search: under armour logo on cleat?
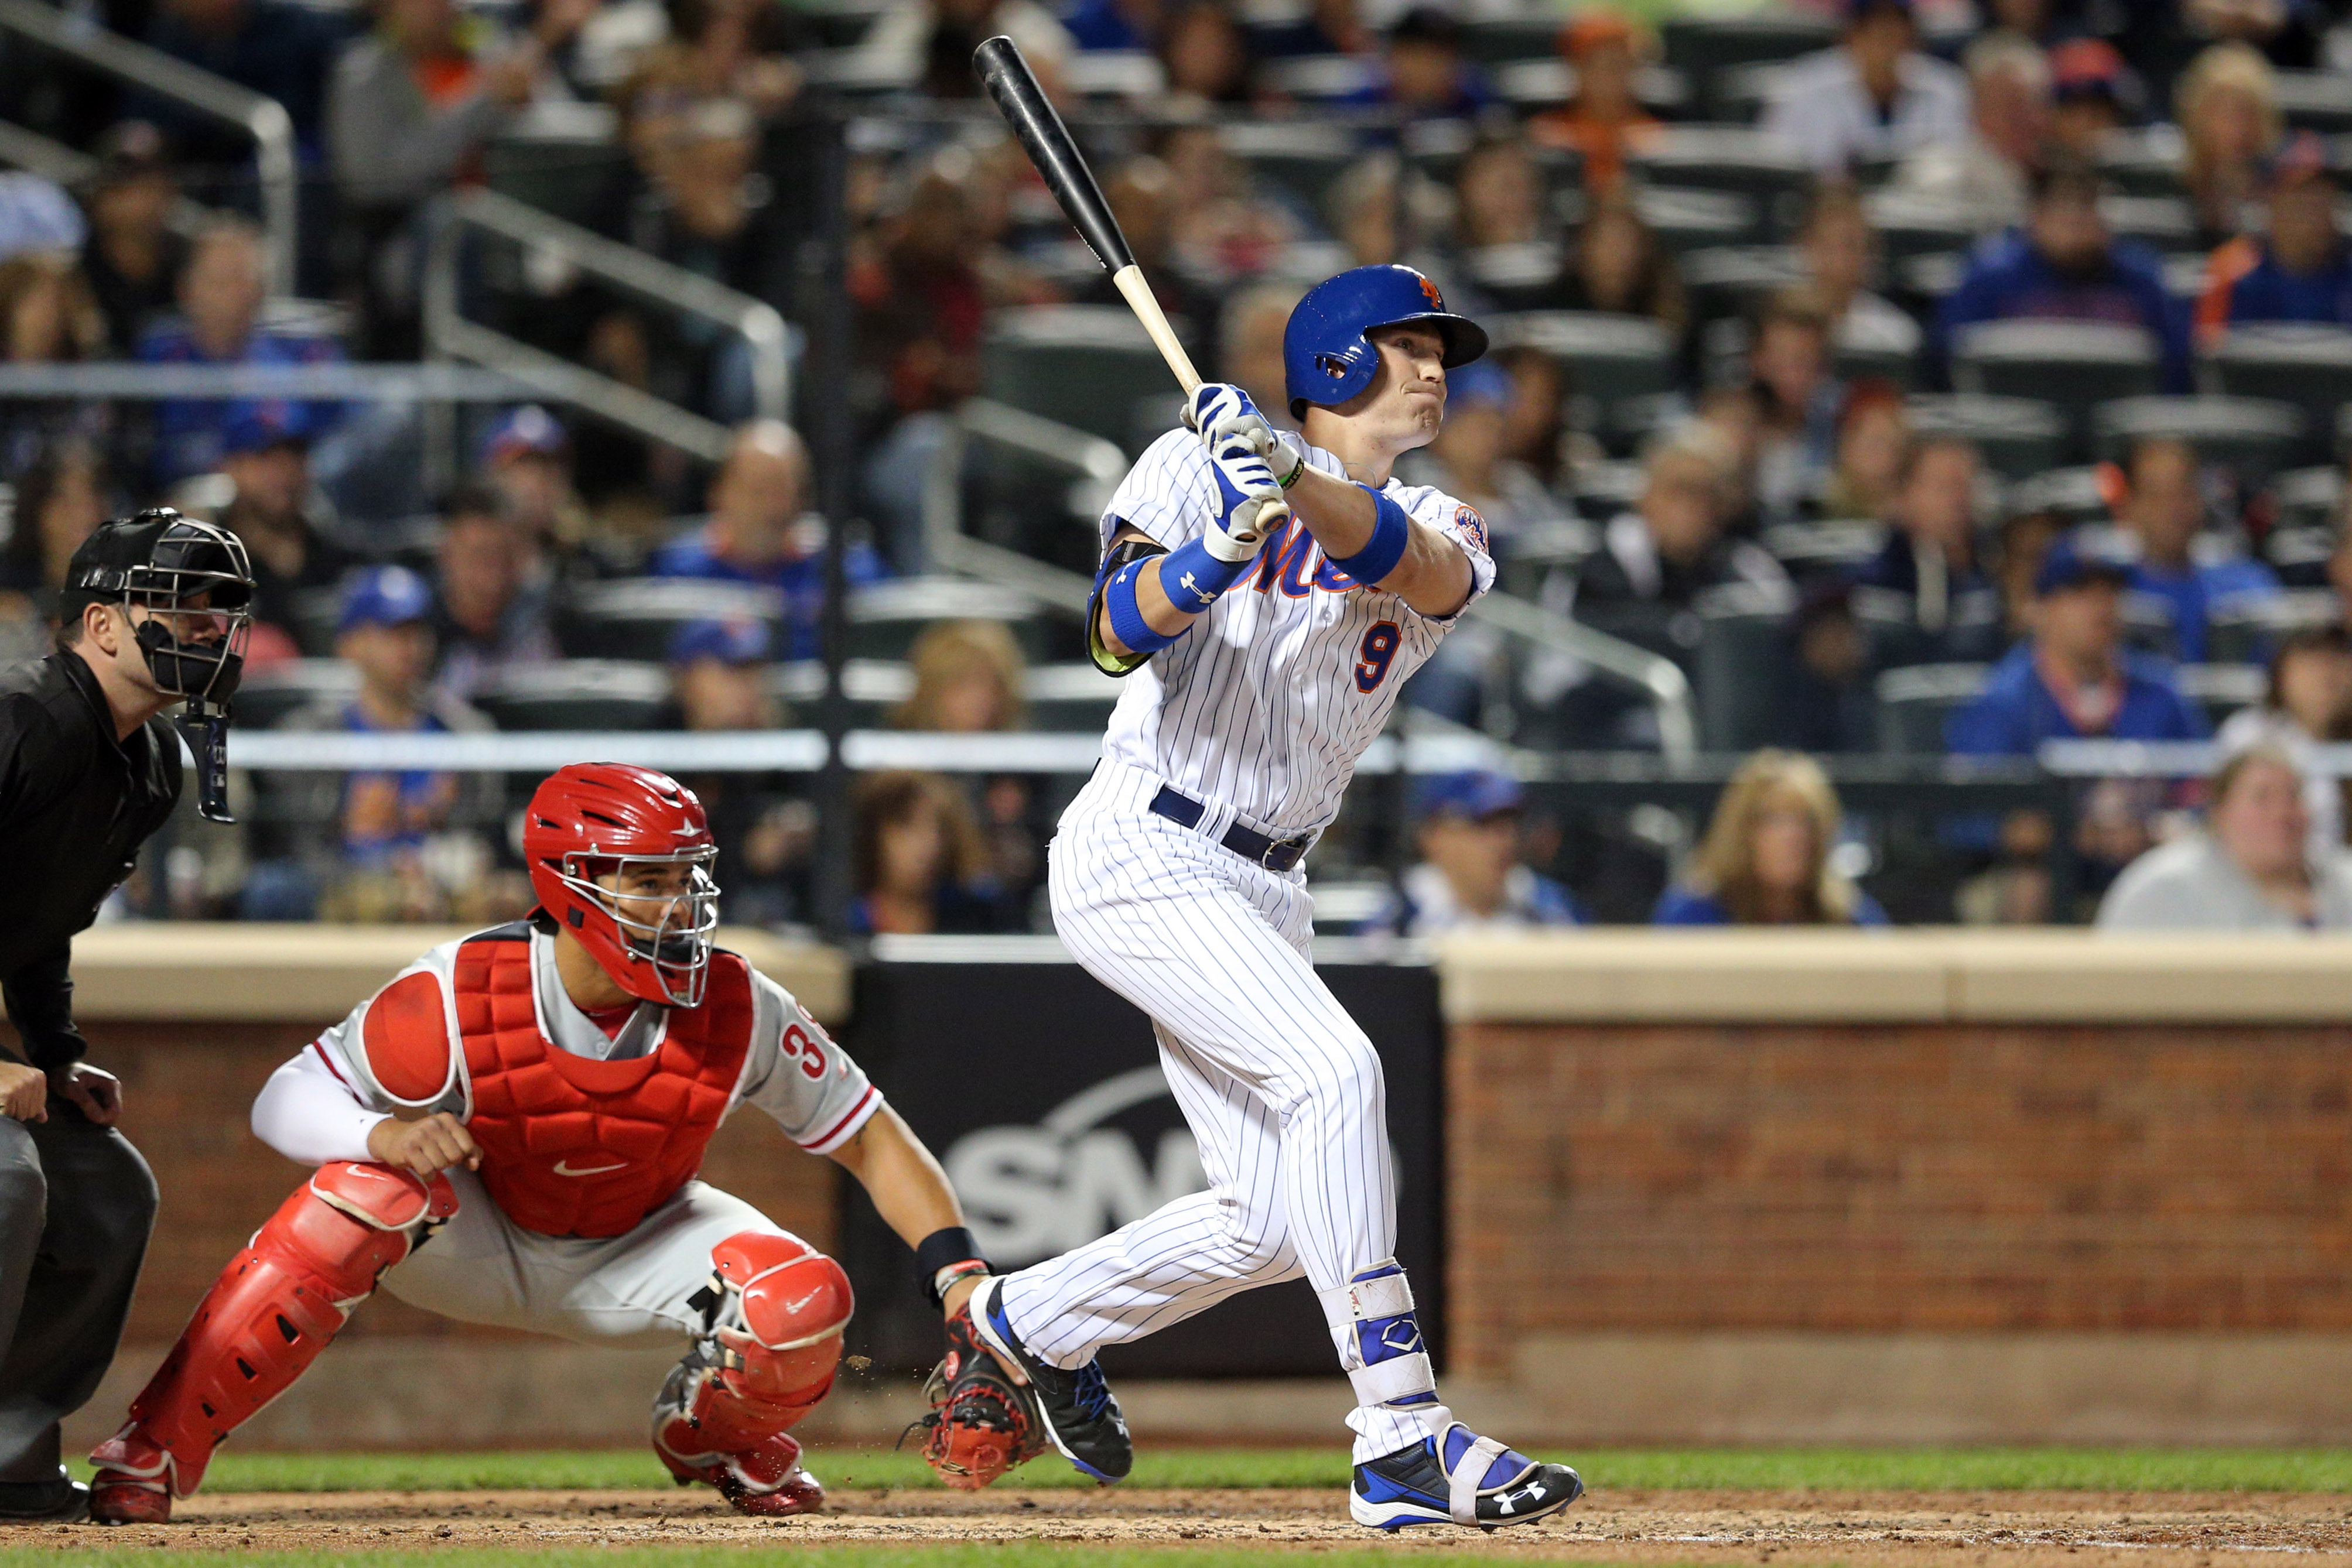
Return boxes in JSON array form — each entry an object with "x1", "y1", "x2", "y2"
[{"x1": 1180, "y1": 571, "x2": 1216, "y2": 606}]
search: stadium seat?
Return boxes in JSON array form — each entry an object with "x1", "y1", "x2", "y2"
[
  {"x1": 2004, "y1": 467, "x2": 2111, "y2": 525},
  {"x1": 2274, "y1": 69, "x2": 2352, "y2": 133},
  {"x1": 1951, "y1": 321, "x2": 2162, "y2": 455},
  {"x1": 286, "y1": 585, "x2": 347, "y2": 658},
  {"x1": 1660, "y1": 12, "x2": 1837, "y2": 115},
  {"x1": 1708, "y1": 310, "x2": 1921, "y2": 389},
  {"x1": 1862, "y1": 190, "x2": 1980, "y2": 263},
  {"x1": 1626, "y1": 185, "x2": 1759, "y2": 252},
  {"x1": 981, "y1": 306, "x2": 1170, "y2": 451},
  {"x1": 1485, "y1": 311, "x2": 1679, "y2": 450},
  {"x1": 2206, "y1": 590, "x2": 2340, "y2": 663},
  {"x1": 1625, "y1": 127, "x2": 1814, "y2": 238},
  {"x1": 555, "y1": 579, "x2": 785, "y2": 663},
  {"x1": 2205, "y1": 326, "x2": 2352, "y2": 464},
  {"x1": 2269, "y1": 464, "x2": 2343, "y2": 530},
  {"x1": 1461, "y1": 17, "x2": 1564, "y2": 64},
  {"x1": 1875, "y1": 662, "x2": 1989, "y2": 754},
  {"x1": 484, "y1": 112, "x2": 630, "y2": 230},
  {"x1": 237, "y1": 659, "x2": 358, "y2": 730},
  {"x1": 2090, "y1": 395, "x2": 2305, "y2": 482},
  {"x1": 1677, "y1": 245, "x2": 1806, "y2": 324},
  {"x1": 1494, "y1": 60, "x2": 1690, "y2": 115},
  {"x1": 472, "y1": 660, "x2": 671, "y2": 731},
  {"x1": 1762, "y1": 521, "x2": 1886, "y2": 576},
  {"x1": 1219, "y1": 121, "x2": 1357, "y2": 213},
  {"x1": 2101, "y1": 194, "x2": 2197, "y2": 254},
  {"x1": 849, "y1": 576, "x2": 1047, "y2": 662},
  {"x1": 2098, "y1": 129, "x2": 2187, "y2": 197},
  {"x1": 2176, "y1": 662, "x2": 2266, "y2": 728},
  {"x1": 1906, "y1": 393, "x2": 2068, "y2": 481},
  {"x1": 1061, "y1": 51, "x2": 1165, "y2": 98},
  {"x1": 1695, "y1": 581, "x2": 1800, "y2": 751}
]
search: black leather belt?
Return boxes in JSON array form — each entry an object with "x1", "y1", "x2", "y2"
[{"x1": 1149, "y1": 785, "x2": 1312, "y2": 872}]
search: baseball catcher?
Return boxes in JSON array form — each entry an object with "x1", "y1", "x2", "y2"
[{"x1": 88, "y1": 762, "x2": 1022, "y2": 1521}]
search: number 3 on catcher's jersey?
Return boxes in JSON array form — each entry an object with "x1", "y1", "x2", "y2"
[{"x1": 1354, "y1": 621, "x2": 1401, "y2": 693}]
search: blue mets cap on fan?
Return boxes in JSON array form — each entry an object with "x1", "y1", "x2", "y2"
[{"x1": 1283, "y1": 263, "x2": 1489, "y2": 420}]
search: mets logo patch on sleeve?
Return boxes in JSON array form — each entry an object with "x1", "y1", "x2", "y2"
[{"x1": 1453, "y1": 504, "x2": 1489, "y2": 556}]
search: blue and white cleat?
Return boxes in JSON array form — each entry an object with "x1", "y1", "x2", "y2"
[
  {"x1": 966, "y1": 1275, "x2": 1133, "y2": 1482},
  {"x1": 1349, "y1": 1419, "x2": 1584, "y2": 1531}
]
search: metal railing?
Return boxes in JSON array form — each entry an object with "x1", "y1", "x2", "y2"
[
  {"x1": 0, "y1": 0, "x2": 296, "y2": 292},
  {"x1": 423, "y1": 188, "x2": 794, "y2": 472},
  {"x1": 921, "y1": 396, "x2": 1700, "y2": 762}
]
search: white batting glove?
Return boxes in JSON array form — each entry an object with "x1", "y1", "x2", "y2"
[
  {"x1": 1185, "y1": 384, "x2": 1305, "y2": 494},
  {"x1": 1202, "y1": 431, "x2": 1288, "y2": 563}
]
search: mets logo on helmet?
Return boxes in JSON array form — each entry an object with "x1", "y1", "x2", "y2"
[
  {"x1": 1454, "y1": 504, "x2": 1489, "y2": 555},
  {"x1": 1417, "y1": 273, "x2": 1444, "y2": 307}
]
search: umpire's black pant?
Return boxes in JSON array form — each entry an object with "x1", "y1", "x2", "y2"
[{"x1": 0, "y1": 1111, "x2": 157, "y2": 1483}]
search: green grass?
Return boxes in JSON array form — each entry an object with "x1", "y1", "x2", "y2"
[{"x1": 64, "y1": 1446, "x2": 2352, "y2": 1495}]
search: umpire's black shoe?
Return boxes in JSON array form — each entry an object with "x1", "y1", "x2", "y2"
[
  {"x1": 0, "y1": 1477, "x2": 90, "y2": 1524},
  {"x1": 968, "y1": 1275, "x2": 1132, "y2": 1482}
]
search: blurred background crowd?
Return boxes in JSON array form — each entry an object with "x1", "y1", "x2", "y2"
[{"x1": 5, "y1": 0, "x2": 2352, "y2": 935}]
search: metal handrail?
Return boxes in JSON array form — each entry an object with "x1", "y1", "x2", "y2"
[
  {"x1": 920, "y1": 396, "x2": 1700, "y2": 763},
  {"x1": 425, "y1": 189, "x2": 792, "y2": 450},
  {"x1": 0, "y1": 0, "x2": 296, "y2": 292}
]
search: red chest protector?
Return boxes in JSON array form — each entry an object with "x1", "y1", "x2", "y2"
[{"x1": 452, "y1": 933, "x2": 755, "y2": 1238}]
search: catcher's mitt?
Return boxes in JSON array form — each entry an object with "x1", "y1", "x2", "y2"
[{"x1": 907, "y1": 1302, "x2": 1046, "y2": 1489}]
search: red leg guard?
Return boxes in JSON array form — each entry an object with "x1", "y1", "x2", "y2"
[
  {"x1": 88, "y1": 1163, "x2": 456, "y2": 1520},
  {"x1": 652, "y1": 1231, "x2": 850, "y2": 1517}
]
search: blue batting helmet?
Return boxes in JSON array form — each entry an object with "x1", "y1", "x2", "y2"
[{"x1": 1283, "y1": 264, "x2": 1489, "y2": 420}]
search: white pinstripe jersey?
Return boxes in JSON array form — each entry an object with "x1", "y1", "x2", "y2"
[{"x1": 1099, "y1": 429, "x2": 1496, "y2": 836}]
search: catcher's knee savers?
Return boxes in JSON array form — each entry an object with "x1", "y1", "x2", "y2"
[
  {"x1": 91, "y1": 1162, "x2": 457, "y2": 1502},
  {"x1": 652, "y1": 1232, "x2": 850, "y2": 1492}
]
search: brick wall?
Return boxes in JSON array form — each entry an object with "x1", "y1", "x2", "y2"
[
  {"x1": 1447, "y1": 1022, "x2": 2352, "y2": 1377},
  {"x1": 71, "y1": 1023, "x2": 840, "y2": 1346}
]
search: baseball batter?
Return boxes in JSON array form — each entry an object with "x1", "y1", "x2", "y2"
[
  {"x1": 935, "y1": 265, "x2": 1583, "y2": 1531},
  {"x1": 88, "y1": 764, "x2": 1006, "y2": 1524}
]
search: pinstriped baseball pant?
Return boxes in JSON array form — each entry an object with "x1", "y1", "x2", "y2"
[{"x1": 1000, "y1": 760, "x2": 1424, "y2": 1463}]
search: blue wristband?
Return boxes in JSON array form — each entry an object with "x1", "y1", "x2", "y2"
[
  {"x1": 1155, "y1": 537, "x2": 1252, "y2": 614},
  {"x1": 1334, "y1": 486, "x2": 1411, "y2": 588},
  {"x1": 1103, "y1": 557, "x2": 1177, "y2": 655}
]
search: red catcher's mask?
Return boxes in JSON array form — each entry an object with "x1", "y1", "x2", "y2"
[{"x1": 523, "y1": 764, "x2": 721, "y2": 1006}]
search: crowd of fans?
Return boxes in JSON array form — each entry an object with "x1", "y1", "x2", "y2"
[{"x1": 4, "y1": 0, "x2": 2352, "y2": 933}]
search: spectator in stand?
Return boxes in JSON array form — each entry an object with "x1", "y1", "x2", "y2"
[
  {"x1": 1760, "y1": 0, "x2": 1968, "y2": 176},
  {"x1": 2098, "y1": 747, "x2": 2352, "y2": 929},
  {"x1": 1494, "y1": 343, "x2": 1584, "y2": 494},
  {"x1": 478, "y1": 405, "x2": 607, "y2": 579},
  {"x1": 266, "y1": 566, "x2": 504, "y2": 923},
  {"x1": 76, "y1": 124, "x2": 187, "y2": 355},
  {"x1": 1409, "y1": 359, "x2": 1567, "y2": 552},
  {"x1": 893, "y1": 619, "x2": 1040, "y2": 913},
  {"x1": 855, "y1": 0, "x2": 1073, "y2": 99},
  {"x1": 1216, "y1": 282, "x2": 1303, "y2": 425},
  {"x1": 1934, "y1": 153, "x2": 2192, "y2": 393},
  {"x1": 1074, "y1": 158, "x2": 1218, "y2": 369},
  {"x1": 1852, "y1": 435, "x2": 2006, "y2": 666},
  {"x1": 1164, "y1": 123, "x2": 1300, "y2": 280},
  {"x1": 1546, "y1": 189, "x2": 1685, "y2": 335},
  {"x1": 2176, "y1": 42, "x2": 2281, "y2": 249},
  {"x1": 2046, "y1": 39, "x2": 2136, "y2": 158},
  {"x1": 1656, "y1": 749, "x2": 1891, "y2": 925},
  {"x1": 214, "y1": 406, "x2": 348, "y2": 654},
  {"x1": 1779, "y1": 584, "x2": 1878, "y2": 752},
  {"x1": 1818, "y1": 378, "x2": 1909, "y2": 520},
  {"x1": 621, "y1": 0, "x2": 807, "y2": 122},
  {"x1": 430, "y1": 485, "x2": 556, "y2": 706},
  {"x1": 1994, "y1": 504, "x2": 2064, "y2": 640},
  {"x1": 0, "y1": 250, "x2": 113, "y2": 482},
  {"x1": 1379, "y1": 769, "x2": 1582, "y2": 936},
  {"x1": 1158, "y1": 0, "x2": 1254, "y2": 105},
  {"x1": 138, "y1": 217, "x2": 344, "y2": 487},
  {"x1": 1895, "y1": 32, "x2": 2050, "y2": 229},
  {"x1": 2197, "y1": 132, "x2": 2352, "y2": 341},
  {"x1": 142, "y1": 0, "x2": 346, "y2": 161},
  {"x1": 1749, "y1": 287, "x2": 1842, "y2": 524},
  {"x1": 0, "y1": 439, "x2": 110, "y2": 662},
  {"x1": 2111, "y1": 434, "x2": 2278, "y2": 662},
  {"x1": 1354, "y1": 7, "x2": 1491, "y2": 121},
  {"x1": 849, "y1": 769, "x2": 1007, "y2": 935},
  {"x1": 664, "y1": 615, "x2": 808, "y2": 927},
  {"x1": 1452, "y1": 136, "x2": 1544, "y2": 256},
  {"x1": 1059, "y1": 0, "x2": 1158, "y2": 53},
  {"x1": 1579, "y1": 424, "x2": 1789, "y2": 612},
  {"x1": 1947, "y1": 532, "x2": 2206, "y2": 756},
  {"x1": 1797, "y1": 182, "x2": 1919, "y2": 352},
  {"x1": 651, "y1": 420, "x2": 885, "y2": 662},
  {"x1": 1529, "y1": 11, "x2": 1659, "y2": 196},
  {"x1": 2216, "y1": 625, "x2": 2352, "y2": 861}
]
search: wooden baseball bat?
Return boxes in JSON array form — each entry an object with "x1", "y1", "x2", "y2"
[{"x1": 972, "y1": 35, "x2": 1202, "y2": 393}]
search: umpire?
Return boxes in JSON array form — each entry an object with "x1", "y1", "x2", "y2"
[{"x1": 0, "y1": 509, "x2": 252, "y2": 1522}]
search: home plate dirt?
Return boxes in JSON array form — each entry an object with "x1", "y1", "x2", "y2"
[{"x1": 36, "y1": 1488, "x2": 2352, "y2": 1564}]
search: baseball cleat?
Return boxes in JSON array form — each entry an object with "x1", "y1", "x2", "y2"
[
  {"x1": 966, "y1": 1275, "x2": 1131, "y2": 1482},
  {"x1": 1350, "y1": 1423, "x2": 1582, "y2": 1531},
  {"x1": 0, "y1": 1477, "x2": 91, "y2": 1524}
]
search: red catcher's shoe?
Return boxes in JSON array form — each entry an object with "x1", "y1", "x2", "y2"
[
  {"x1": 87, "y1": 1474, "x2": 170, "y2": 1525},
  {"x1": 657, "y1": 1425, "x2": 825, "y2": 1519}
]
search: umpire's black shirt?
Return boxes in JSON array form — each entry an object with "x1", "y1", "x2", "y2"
[{"x1": 0, "y1": 652, "x2": 180, "y2": 1070}]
